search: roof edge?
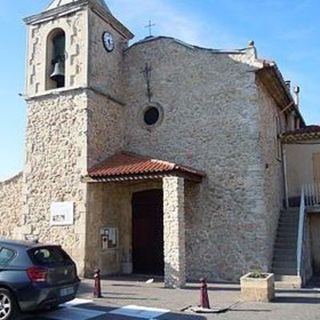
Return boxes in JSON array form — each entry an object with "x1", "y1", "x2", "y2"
[
  {"x1": 256, "y1": 64, "x2": 306, "y2": 127},
  {"x1": 281, "y1": 125, "x2": 320, "y2": 144},
  {"x1": 87, "y1": 151, "x2": 206, "y2": 182},
  {"x1": 126, "y1": 36, "x2": 248, "y2": 54}
]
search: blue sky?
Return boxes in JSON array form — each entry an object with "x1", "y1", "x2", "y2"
[{"x1": 0, "y1": 0, "x2": 319, "y2": 181}]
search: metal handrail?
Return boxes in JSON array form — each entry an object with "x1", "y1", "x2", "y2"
[
  {"x1": 297, "y1": 186, "x2": 305, "y2": 277},
  {"x1": 304, "y1": 183, "x2": 320, "y2": 208}
]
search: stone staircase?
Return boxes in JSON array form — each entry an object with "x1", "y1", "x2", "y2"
[{"x1": 272, "y1": 208, "x2": 302, "y2": 288}]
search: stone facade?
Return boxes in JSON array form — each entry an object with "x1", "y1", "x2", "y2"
[
  {"x1": 0, "y1": 0, "x2": 306, "y2": 285},
  {"x1": 85, "y1": 180, "x2": 162, "y2": 277},
  {"x1": 23, "y1": 91, "x2": 88, "y2": 274},
  {"x1": 18, "y1": 0, "x2": 132, "y2": 276},
  {"x1": 255, "y1": 80, "x2": 286, "y2": 270},
  {"x1": 163, "y1": 177, "x2": 186, "y2": 288},
  {"x1": 23, "y1": 3, "x2": 91, "y2": 275},
  {"x1": 121, "y1": 37, "x2": 291, "y2": 281},
  {"x1": 0, "y1": 173, "x2": 23, "y2": 238},
  {"x1": 25, "y1": 8, "x2": 88, "y2": 96}
]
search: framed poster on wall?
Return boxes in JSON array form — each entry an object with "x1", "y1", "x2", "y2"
[{"x1": 100, "y1": 227, "x2": 118, "y2": 249}]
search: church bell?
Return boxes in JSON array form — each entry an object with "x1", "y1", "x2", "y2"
[
  {"x1": 50, "y1": 61, "x2": 65, "y2": 88},
  {"x1": 50, "y1": 32, "x2": 66, "y2": 88}
]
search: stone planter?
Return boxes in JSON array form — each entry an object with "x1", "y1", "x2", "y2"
[{"x1": 240, "y1": 272, "x2": 275, "y2": 302}]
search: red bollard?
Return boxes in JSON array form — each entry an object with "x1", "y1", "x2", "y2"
[
  {"x1": 200, "y1": 278, "x2": 210, "y2": 309},
  {"x1": 93, "y1": 268, "x2": 102, "y2": 298}
]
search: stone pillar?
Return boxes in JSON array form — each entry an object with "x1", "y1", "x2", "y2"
[{"x1": 163, "y1": 176, "x2": 186, "y2": 288}]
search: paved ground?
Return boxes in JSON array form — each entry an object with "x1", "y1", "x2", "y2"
[{"x1": 19, "y1": 276, "x2": 320, "y2": 320}]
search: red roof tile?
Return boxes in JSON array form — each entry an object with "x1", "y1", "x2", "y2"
[
  {"x1": 281, "y1": 125, "x2": 320, "y2": 143},
  {"x1": 88, "y1": 152, "x2": 205, "y2": 180},
  {"x1": 282, "y1": 125, "x2": 320, "y2": 136}
]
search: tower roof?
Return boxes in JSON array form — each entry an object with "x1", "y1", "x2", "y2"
[{"x1": 46, "y1": 0, "x2": 111, "y2": 12}]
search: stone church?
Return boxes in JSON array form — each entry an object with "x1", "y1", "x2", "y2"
[{"x1": 1, "y1": 0, "x2": 320, "y2": 288}]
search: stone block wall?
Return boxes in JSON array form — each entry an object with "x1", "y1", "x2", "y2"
[
  {"x1": 18, "y1": 2, "x2": 292, "y2": 283},
  {"x1": 0, "y1": 173, "x2": 23, "y2": 238},
  {"x1": 25, "y1": 8, "x2": 88, "y2": 96},
  {"x1": 255, "y1": 80, "x2": 285, "y2": 269},
  {"x1": 85, "y1": 181, "x2": 161, "y2": 277},
  {"x1": 23, "y1": 91, "x2": 88, "y2": 274},
  {"x1": 123, "y1": 38, "x2": 275, "y2": 281},
  {"x1": 87, "y1": 90, "x2": 125, "y2": 168},
  {"x1": 163, "y1": 176, "x2": 186, "y2": 288},
  {"x1": 22, "y1": 2, "x2": 131, "y2": 277},
  {"x1": 88, "y1": 9, "x2": 129, "y2": 99}
]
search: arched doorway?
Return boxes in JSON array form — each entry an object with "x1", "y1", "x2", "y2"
[{"x1": 132, "y1": 189, "x2": 164, "y2": 275}]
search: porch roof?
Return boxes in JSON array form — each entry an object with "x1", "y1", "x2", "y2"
[
  {"x1": 86, "y1": 151, "x2": 206, "y2": 183},
  {"x1": 280, "y1": 125, "x2": 320, "y2": 144}
]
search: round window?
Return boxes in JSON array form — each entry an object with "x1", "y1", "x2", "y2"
[{"x1": 144, "y1": 107, "x2": 160, "y2": 126}]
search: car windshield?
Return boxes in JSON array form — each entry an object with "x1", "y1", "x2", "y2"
[{"x1": 29, "y1": 246, "x2": 71, "y2": 266}]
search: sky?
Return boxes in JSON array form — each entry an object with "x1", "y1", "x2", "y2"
[{"x1": 0, "y1": 0, "x2": 319, "y2": 181}]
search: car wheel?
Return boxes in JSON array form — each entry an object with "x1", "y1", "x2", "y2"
[{"x1": 0, "y1": 289, "x2": 18, "y2": 320}]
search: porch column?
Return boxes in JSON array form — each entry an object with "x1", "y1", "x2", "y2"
[{"x1": 163, "y1": 176, "x2": 186, "y2": 288}]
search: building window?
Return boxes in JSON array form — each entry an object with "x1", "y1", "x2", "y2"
[
  {"x1": 46, "y1": 28, "x2": 66, "y2": 90},
  {"x1": 140, "y1": 103, "x2": 164, "y2": 129},
  {"x1": 144, "y1": 107, "x2": 160, "y2": 126}
]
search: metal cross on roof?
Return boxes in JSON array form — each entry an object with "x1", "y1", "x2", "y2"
[{"x1": 145, "y1": 20, "x2": 156, "y2": 37}]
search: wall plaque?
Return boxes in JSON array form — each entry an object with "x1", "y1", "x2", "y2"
[{"x1": 50, "y1": 202, "x2": 74, "y2": 226}]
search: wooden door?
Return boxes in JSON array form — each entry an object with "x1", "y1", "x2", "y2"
[
  {"x1": 313, "y1": 152, "x2": 320, "y2": 184},
  {"x1": 132, "y1": 189, "x2": 164, "y2": 275}
]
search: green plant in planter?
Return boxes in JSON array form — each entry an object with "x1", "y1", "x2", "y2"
[{"x1": 249, "y1": 270, "x2": 267, "y2": 279}]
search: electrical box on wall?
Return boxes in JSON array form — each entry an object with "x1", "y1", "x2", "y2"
[{"x1": 100, "y1": 227, "x2": 118, "y2": 249}]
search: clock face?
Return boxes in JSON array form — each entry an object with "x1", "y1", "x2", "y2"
[{"x1": 103, "y1": 32, "x2": 114, "y2": 52}]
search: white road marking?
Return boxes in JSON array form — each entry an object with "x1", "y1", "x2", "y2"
[
  {"x1": 43, "y1": 306, "x2": 106, "y2": 320},
  {"x1": 61, "y1": 298, "x2": 93, "y2": 307},
  {"x1": 110, "y1": 305, "x2": 170, "y2": 319}
]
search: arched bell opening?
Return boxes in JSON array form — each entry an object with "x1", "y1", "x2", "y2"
[{"x1": 46, "y1": 28, "x2": 66, "y2": 90}]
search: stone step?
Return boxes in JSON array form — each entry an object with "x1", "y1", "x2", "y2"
[
  {"x1": 278, "y1": 220, "x2": 298, "y2": 225},
  {"x1": 280, "y1": 210, "x2": 299, "y2": 215},
  {"x1": 280, "y1": 214, "x2": 299, "y2": 218},
  {"x1": 273, "y1": 247, "x2": 296, "y2": 256},
  {"x1": 273, "y1": 267, "x2": 297, "y2": 275},
  {"x1": 273, "y1": 260, "x2": 297, "y2": 269},
  {"x1": 273, "y1": 254, "x2": 296, "y2": 262},
  {"x1": 276, "y1": 228, "x2": 298, "y2": 234},
  {"x1": 277, "y1": 229, "x2": 298, "y2": 236},
  {"x1": 279, "y1": 218, "x2": 299, "y2": 225},
  {"x1": 278, "y1": 226, "x2": 298, "y2": 232},
  {"x1": 281, "y1": 207, "x2": 299, "y2": 212},
  {"x1": 281, "y1": 208, "x2": 300, "y2": 215},
  {"x1": 274, "y1": 241, "x2": 296, "y2": 249},
  {"x1": 276, "y1": 234, "x2": 297, "y2": 240},
  {"x1": 276, "y1": 233, "x2": 298, "y2": 240},
  {"x1": 274, "y1": 244, "x2": 296, "y2": 251},
  {"x1": 275, "y1": 275, "x2": 302, "y2": 289},
  {"x1": 278, "y1": 221, "x2": 299, "y2": 227},
  {"x1": 276, "y1": 238, "x2": 297, "y2": 245}
]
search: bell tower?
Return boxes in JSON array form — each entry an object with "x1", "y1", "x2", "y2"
[{"x1": 22, "y1": 0, "x2": 133, "y2": 275}]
